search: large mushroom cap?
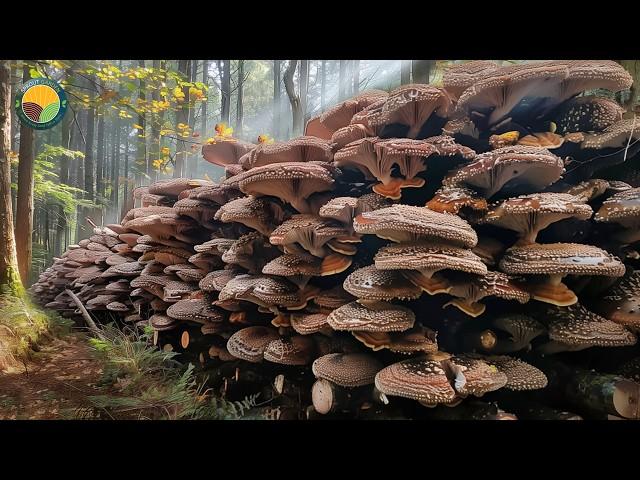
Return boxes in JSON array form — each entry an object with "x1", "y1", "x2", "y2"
[
  {"x1": 327, "y1": 300, "x2": 415, "y2": 332},
  {"x1": 442, "y1": 60, "x2": 501, "y2": 98},
  {"x1": 234, "y1": 161, "x2": 336, "y2": 214},
  {"x1": 263, "y1": 336, "x2": 316, "y2": 365},
  {"x1": 201, "y1": 138, "x2": 256, "y2": 167},
  {"x1": 595, "y1": 187, "x2": 640, "y2": 228},
  {"x1": 483, "y1": 192, "x2": 593, "y2": 245},
  {"x1": 304, "y1": 114, "x2": 335, "y2": 140},
  {"x1": 239, "y1": 136, "x2": 333, "y2": 170},
  {"x1": 263, "y1": 253, "x2": 352, "y2": 284},
  {"x1": 480, "y1": 355, "x2": 548, "y2": 391},
  {"x1": 320, "y1": 89, "x2": 389, "y2": 131},
  {"x1": 166, "y1": 299, "x2": 224, "y2": 324},
  {"x1": 148, "y1": 178, "x2": 210, "y2": 197},
  {"x1": 319, "y1": 196, "x2": 359, "y2": 225},
  {"x1": 542, "y1": 303, "x2": 637, "y2": 352},
  {"x1": 500, "y1": 242, "x2": 626, "y2": 277},
  {"x1": 215, "y1": 196, "x2": 284, "y2": 236},
  {"x1": 312, "y1": 353, "x2": 383, "y2": 388},
  {"x1": 312, "y1": 285, "x2": 355, "y2": 310},
  {"x1": 374, "y1": 357, "x2": 458, "y2": 406},
  {"x1": 371, "y1": 84, "x2": 452, "y2": 139},
  {"x1": 426, "y1": 186, "x2": 488, "y2": 221},
  {"x1": 443, "y1": 145, "x2": 564, "y2": 198},
  {"x1": 331, "y1": 124, "x2": 372, "y2": 150},
  {"x1": 343, "y1": 265, "x2": 422, "y2": 301},
  {"x1": 354, "y1": 204, "x2": 478, "y2": 248},
  {"x1": 199, "y1": 268, "x2": 241, "y2": 293},
  {"x1": 290, "y1": 312, "x2": 330, "y2": 335},
  {"x1": 226, "y1": 326, "x2": 280, "y2": 363},
  {"x1": 593, "y1": 269, "x2": 640, "y2": 330},
  {"x1": 580, "y1": 118, "x2": 640, "y2": 150}
]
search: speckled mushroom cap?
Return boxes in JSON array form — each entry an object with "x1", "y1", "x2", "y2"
[
  {"x1": 215, "y1": 196, "x2": 284, "y2": 236},
  {"x1": 343, "y1": 265, "x2": 423, "y2": 301},
  {"x1": 269, "y1": 214, "x2": 357, "y2": 258},
  {"x1": 150, "y1": 314, "x2": 177, "y2": 331},
  {"x1": 481, "y1": 355, "x2": 548, "y2": 391},
  {"x1": 319, "y1": 89, "x2": 389, "y2": 131},
  {"x1": 312, "y1": 353, "x2": 383, "y2": 388},
  {"x1": 375, "y1": 242, "x2": 487, "y2": 277},
  {"x1": 319, "y1": 196, "x2": 359, "y2": 225},
  {"x1": 499, "y1": 242, "x2": 626, "y2": 277},
  {"x1": 218, "y1": 274, "x2": 264, "y2": 302},
  {"x1": 106, "y1": 301, "x2": 130, "y2": 312},
  {"x1": 166, "y1": 299, "x2": 224, "y2": 323},
  {"x1": 194, "y1": 238, "x2": 235, "y2": 255},
  {"x1": 331, "y1": 124, "x2": 372, "y2": 150},
  {"x1": 226, "y1": 326, "x2": 281, "y2": 363},
  {"x1": 187, "y1": 183, "x2": 243, "y2": 205},
  {"x1": 354, "y1": 205, "x2": 478, "y2": 247},
  {"x1": 483, "y1": 192, "x2": 593, "y2": 245},
  {"x1": 327, "y1": 300, "x2": 415, "y2": 332},
  {"x1": 121, "y1": 206, "x2": 175, "y2": 223},
  {"x1": 544, "y1": 303, "x2": 637, "y2": 348},
  {"x1": 593, "y1": 270, "x2": 640, "y2": 330},
  {"x1": 565, "y1": 179, "x2": 610, "y2": 202},
  {"x1": 581, "y1": 118, "x2": 640, "y2": 150},
  {"x1": 369, "y1": 84, "x2": 452, "y2": 138},
  {"x1": 374, "y1": 356, "x2": 458, "y2": 406},
  {"x1": 199, "y1": 268, "x2": 241, "y2": 293},
  {"x1": 595, "y1": 187, "x2": 640, "y2": 228},
  {"x1": 442, "y1": 60, "x2": 501, "y2": 98},
  {"x1": 443, "y1": 146, "x2": 564, "y2": 199},
  {"x1": 201, "y1": 138, "x2": 256, "y2": 167},
  {"x1": 102, "y1": 261, "x2": 144, "y2": 278},
  {"x1": 173, "y1": 197, "x2": 219, "y2": 224},
  {"x1": 231, "y1": 161, "x2": 337, "y2": 214},
  {"x1": 263, "y1": 252, "x2": 352, "y2": 279},
  {"x1": 263, "y1": 336, "x2": 316, "y2": 365},
  {"x1": 354, "y1": 325, "x2": 438, "y2": 354},
  {"x1": 290, "y1": 312, "x2": 330, "y2": 335},
  {"x1": 553, "y1": 96, "x2": 624, "y2": 134},
  {"x1": 457, "y1": 61, "x2": 632, "y2": 129},
  {"x1": 148, "y1": 178, "x2": 211, "y2": 197},
  {"x1": 312, "y1": 285, "x2": 355, "y2": 310},
  {"x1": 239, "y1": 136, "x2": 333, "y2": 170},
  {"x1": 251, "y1": 276, "x2": 319, "y2": 310},
  {"x1": 445, "y1": 354, "x2": 508, "y2": 397},
  {"x1": 305, "y1": 114, "x2": 335, "y2": 140},
  {"x1": 426, "y1": 186, "x2": 488, "y2": 221},
  {"x1": 222, "y1": 232, "x2": 279, "y2": 273}
]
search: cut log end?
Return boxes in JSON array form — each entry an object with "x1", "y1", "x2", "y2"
[
  {"x1": 312, "y1": 378, "x2": 336, "y2": 414},
  {"x1": 613, "y1": 379, "x2": 640, "y2": 419},
  {"x1": 181, "y1": 330, "x2": 190, "y2": 349}
]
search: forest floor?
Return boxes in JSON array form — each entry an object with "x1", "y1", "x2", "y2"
[{"x1": 0, "y1": 333, "x2": 112, "y2": 419}]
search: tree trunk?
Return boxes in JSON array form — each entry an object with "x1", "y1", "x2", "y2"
[
  {"x1": 201, "y1": 60, "x2": 209, "y2": 167},
  {"x1": 121, "y1": 132, "x2": 132, "y2": 219},
  {"x1": 150, "y1": 59, "x2": 163, "y2": 184},
  {"x1": 135, "y1": 60, "x2": 147, "y2": 184},
  {"x1": 401, "y1": 60, "x2": 411, "y2": 85},
  {"x1": 352, "y1": 60, "x2": 360, "y2": 95},
  {"x1": 220, "y1": 60, "x2": 231, "y2": 125},
  {"x1": 55, "y1": 69, "x2": 74, "y2": 256},
  {"x1": 96, "y1": 105, "x2": 105, "y2": 202},
  {"x1": 235, "y1": 60, "x2": 244, "y2": 138},
  {"x1": 320, "y1": 60, "x2": 327, "y2": 111},
  {"x1": 283, "y1": 60, "x2": 303, "y2": 137},
  {"x1": 0, "y1": 60, "x2": 23, "y2": 293},
  {"x1": 299, "y1": 60, "x2": 309, "y2": 126},
  {"x1": 273, "y1": 60, "x2": 281, "y2": 138},
  {"x1": 174, "y1": 59, "x2": 190, "y2": 178},
  {"x1": 338, "y1": 60, "x2": 347, "y2": 101},
  {"x1": 15, "y1": 64, "x2": 35, "y2": 286},
  {"x1": 618, "y1": 61, "x2": 640, "y2": 111},
  {"x1": 411, "y1": 60, "x2": 434, "y2": 84}
]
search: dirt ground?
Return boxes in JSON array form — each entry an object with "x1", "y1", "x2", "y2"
[{"x1": 0, "y1": 333, "x2": 105, "y2": 419}]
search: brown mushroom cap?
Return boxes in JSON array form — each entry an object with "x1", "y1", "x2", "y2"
[
  {"x1": 565, "y1": 178, "x2": 610, "y2": 202},
  {"x1": 482, "y1": 192, "x2": 593, "y2": 245},
  {"x1": 173, "y1": 198, "x2": 219, "y2": 225},
  {"x1": 166, "y1": 299, "x2": 224, "y2": 324},
  {"x1": 150, "y1": 314, "x2": 177, "y2": 331},
  {"x1": 354, "y1": 204, "x2": 478, "y2": 247},
  {"x1": 106, "y1": 301, "x2": 130, "y2": 312},
  {"x1": 319, "y1": 196, "x2": 359, "y2": 225},
  {"x1": 304, "y1": 114, "x2": 335, "y2": 140},
  {"x1": 215, "y1": 196, "x2": 284, "y2": 236},
  {"x1": 187, "y1": 183, "x2": 243, "y2": 204},
  {"x1": 442, "y1": 60, "x2": 501, "y2": 98},
  {"x1": 270, "y1": 214, "x2": 359, "y2": 258},
  {"x1": 426, "y1": 186, "x2": 488, "y2": 221},
  {"x1": 490, "y1": 314, "x2": 546, "y2": 353},
  {"x1": 290, "y1": 312, "x2": 330, "y2": 335},
  {"x1": 543, "y1": 303, "x2": 637, "y2": 350},
  {"x1": 327, "y1": 300, "x2": 415, "y2": 332},
  {"x1": 312, "y1": 353, "x2": 383, "y2": 387},
  {"x1": 199, "y1": 268, "x2": 241, "y2": 293},
  {"x1": 581, "y1": 118, "x2": 640, "y2": 150},
  {"x1": 234, "y1": 161, "x2": 336, "y2": 214},
  {"x1": 593, "y1": 270, "x2": 640, "y2": 330},
  {"x1": 374, "y1": 356, "x2": 458, "y2": 406},
  {"x1": 251, "y1": 276, "x2": 320, "y2": 310},
  {"x1": 201, "y1": 138, "x2": 256, "y2": 167},
  {"x1": 312, "y1": 285, "x2": 355, "y2": 310},
  {"x1": 553, "y1": 95, "x2": 624, "y2": 134},
  {"x1": 595, "y1": 187, "x2": 640, "y2": 228},
  {"x1": 222, "y1": 232, "x2": 280, "y2": 273},
  {"x1": 443, "y1": 145, "x2": 564, "y2": 198},
  {"x1": 263, "y1": 253, "x2": 352, "y2": 284},
  {"x1": 354, "y1": 325, "x2": 438, "y2": 354},
  {"x1": 239, "y1": 136, "x2": 333, "y2": 170},
  {"x1": 263, "y1": 336, "x2": 316, "y2": 365},
  {"x1": 148, "y1": 178, "x2": 210, "y2": 197},
  {"x1": 226, "y1": 326, "x2": 281, "y2": 363},
  {"x1": 331, "y1": 124, "x2": 372, "y2": 150},
  {"x1": 344, "y1": 265, "x2": 423, "y2": 301},
  {"x1": 370, "y1": 85, "x2": 452, "y2": 139},
  {"x1": 479, "y1": 355, "x2": 548, "y2": 391},
  {"x1": 320, "y1": 90, "x2": 389, "y2": 131}
]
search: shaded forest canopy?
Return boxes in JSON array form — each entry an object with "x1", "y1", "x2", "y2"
[{"x1": 4, "y1": 59, "x2": 640, "y2": 286}]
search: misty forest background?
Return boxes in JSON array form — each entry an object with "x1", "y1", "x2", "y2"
[{"x1": 4, "y1": 59, "x2": 640, "y2": 287}]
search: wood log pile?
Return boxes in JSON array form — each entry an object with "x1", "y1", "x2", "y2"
[{"x1": 30, "y1": 60, "x2": 640, "y2": 419}]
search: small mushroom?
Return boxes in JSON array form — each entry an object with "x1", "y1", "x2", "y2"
[
  {"x1": 201, "y1": 138, "x2": 256, "y2": 167},
  {"x1": 312, "y1": 353, "x2": 383, "y2": 388},
  {"x1": 239, "y1": 136, "x2": 333, "y2": 170},
  {"x1": 343, "y1": 265, "x2": 422, "y2": 301},
  {"x1": 263, "y1": 336, "x2": 316, "y2": 365},
  {"x1": 479, "y1": 355, "x2": 548, "y2": 391},
  {"x1": 425, "y1": 186, "x2": 488, "y2": 222},
  {"x1": 263, "y1": 252, "x2": 352, "y2": 288},
  {"x1": 353, "y1": 325, "x2": 438, "y2": 354},
  {"x1": 592, "y1": 269, "x2": 640, "y2": 331},
  {"x1": 226, "y1": 326, "x2": 280, "y2": 363},
  {"x1": 327, "y1": 300, "x2": 415, "y2": 332},
  {"x1": 319, "y1": 89, "x2": 389, "y2": 131},
  {"x1": 553, "y1": 95, "x2": 624, "y2": 134},
  {"x1": 215, "y1": 196, "x2": 284, "y2": 236},
  {"x1": 489, "y1": 314, "x2": 546, "y2": 353},
  {"x1": 290, "y1": 312, "x2": 331, "y2": 335},
  {"x1": 166, "y1": 299, "x2": 224, "y2": 324},
  {"x1": 595, "y1": 187, "x2": 640, "y2": 245}
]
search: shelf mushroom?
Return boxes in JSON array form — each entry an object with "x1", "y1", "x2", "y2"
[
  {"x1": 215, "y1": 196, "x2": 284, "y2": 236},
  {"x1": 239, "y1": 136, "x2": 333, "y2": 170},
  {"x1": 226, "y1": 326, "x2": 281, "y2": 363},
  {"x1": 343, "y1": 265, "x2": 423, "y2": 301},
  {"x1": 327, "y1": 300, "x2": 415, "y2": 333},
  {"x1": 263, "y1": 335, "x2": 316, "y2": 365},
  {"x1": 592, "y1": 269, "x2": 640, "y2": 331},
  {"x1": 499, "y1": 242, "x2": 625, "y2": 306},
  {"x1": 594, "y1": 187, "x2": 640, "y2": 245}
]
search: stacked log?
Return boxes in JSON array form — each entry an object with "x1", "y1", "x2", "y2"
[{"x1": 31, "y1": 60, "x2": 640, "y2": 419}]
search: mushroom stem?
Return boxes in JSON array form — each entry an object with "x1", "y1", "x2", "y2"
[
  {"x1": 311, "y1": 379, "x2": 379, "y2": 415},
  {"x1": 527, "y1": 274, "x2": 577, "y2": 306}
]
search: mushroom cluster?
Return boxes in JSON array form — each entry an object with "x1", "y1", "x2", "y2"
[{"x1": 31, "y1": 60, "x2": 640, "y2": 420}]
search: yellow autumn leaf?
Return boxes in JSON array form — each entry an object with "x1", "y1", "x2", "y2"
[
  {"x1": 215, "y1": 123, "x2": 233, "y2": 138},
  {"x1": 206, "y1": 137, "x2": 216, "y2": 144},
  {"x1": 177, "y1": 123, "x2": 189, "y2": 130},
  {"x1": 161, "y1": 147, "x2": 171, "y2": 156},
  {"x1": 133, "y1": 124, "x2": 144, "y2": 130},
  {"x1": 258, "y1": 134, "x2": 274, "y2": 144}
]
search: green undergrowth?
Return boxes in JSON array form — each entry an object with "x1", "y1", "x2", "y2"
[
  {"x1": 86, "y1": 324, "x2": 266, "y2": 420},
  {"x1": 0, "y1": 293, "x2": 72, "y2": 370}
]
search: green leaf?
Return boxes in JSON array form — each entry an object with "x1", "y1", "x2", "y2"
[{"x1": 29, "y1": 68, "x2": 42, "y2": 78}]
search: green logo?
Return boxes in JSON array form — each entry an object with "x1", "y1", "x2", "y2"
[{"x1": 15, "y1": 78, "x2": 68, "y2": 130}]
